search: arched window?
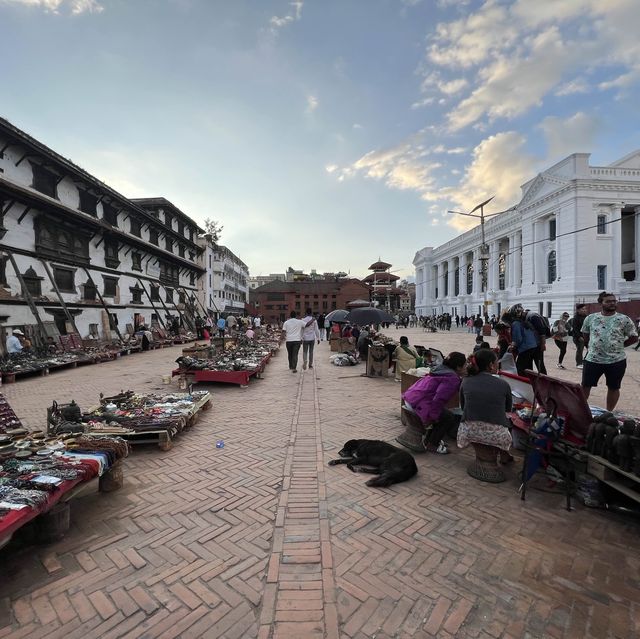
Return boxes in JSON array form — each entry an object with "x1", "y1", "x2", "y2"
[
  {"x1": 547, "y1": 250, "x2": 557, "y2": 283},
  {"x1": 466, "y1": 263, "x2": 473, "y2": 294},
  {"x1": 498, "y1": 253, "x2": 506, "y2": 290},
  {"x1": 454, "y1": 265, "x2": 460, "y2": 296}
]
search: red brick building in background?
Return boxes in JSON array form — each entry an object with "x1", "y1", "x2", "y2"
[{"x1": 249, "y1": 279, "x2": 371, "y2": 324}]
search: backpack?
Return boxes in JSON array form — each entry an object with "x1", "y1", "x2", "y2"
[
  {"x1": 565, "y1": 318, "x2": 574, "y2": 337},
  {"x1": 526, "y1": 312, "x2": 552, "y2": 338}
]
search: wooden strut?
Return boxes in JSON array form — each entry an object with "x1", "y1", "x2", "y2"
[
  {"x1": 135, "y1": 277, "x2": 167, "y2": 330},
  {"x1": 158, "y1": 283, "x2": 193, "y2": 331},
  {"x1": 6, "y1": 251, "x2": 48, "y2": 346},
  {"x1": 81, "y1": 266, "x2": 124, "y2": 343},
  {"x1": 39, "y1": 259, "x2": 80, "y2": 335},
  {"x1": 181, "y1": 286, "x2": 209, "y2": 318}
]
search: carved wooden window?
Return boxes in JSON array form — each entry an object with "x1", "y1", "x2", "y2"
[
  {"x1": 78, "y1": 190, "x2": 98, "y2": 215},
  {"x1": 103, "y1": 276, "x2": 118, "y2": 297},
  {"x1": 149, "y1": 228, "x2": 159, "y2": 245},
  {"x1": 165, "y1": 237, "x2": 173, "y2": 253},
  {"x1": 165, "y1": 287, "x2": 174, "y2": 303},
  {"x1": 83, "y1": 281, "x2": 96, "y2": 301},
  {"x1": 34, "y1": 217, "x2": 90, "y2": 264},
  {"x1": 22, "y1": 267, "x2": 43, "y2": 297},
  {"x1": 178, "y1": 244, "x2": 185, "y2": 258},
  {"x1": 159, "y1": 262, "x2": 179, "y2": 286},
  {"x1": 130, "y1": 286, "x2": 143, "y2": 304},
  {"x1": 189, "y1": 272, "x2": 196, "y2": 286},
  {"x1": 165, "y1": 212, "x2": 173, "y2": 228},
  {"x1": 132, "y1": 252, "x2": 142, "y2": 271},
  {"x1": 53, "y1": 267, "x2": 75, "y2": 293},
  {"x1": 30, "y1": 162, "x2": 58, "y2": 198},
  {"x1": 130, "y1": 218, "x2": 142, "y2": 237},
  {"x1": 150, "y1": 286, "x2": 161, "y2": 302},
  {"x1": 102, "y1": 203, "x2": 119, "y2": 226},
  {"x1": 177, "y1": 220, "x2": 185, "y2": 236},
  {"x1": 104, "y1": 241, "x2": 120, "y2": 269}
]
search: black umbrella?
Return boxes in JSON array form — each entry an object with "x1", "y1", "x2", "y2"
[
  {"x1": 346, "y1": 307, "x2": 396, "y2": 326},
  {"x1": 325, "y1": 309, "x2": 350, "y2": 323}
]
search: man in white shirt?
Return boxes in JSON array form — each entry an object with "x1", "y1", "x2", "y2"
[
  {"x1": 6, "y1": 329, "x2": 24, "y2": 355},
  {"x1": 282, "y1": 311, "x2": 306, "y2": 372},
  {"x1": 301, "y1": 308, "x2": 321, "y2": 370}
]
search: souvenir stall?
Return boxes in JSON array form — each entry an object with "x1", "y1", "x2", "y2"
[
  {"x1": 501, "y1": 370, "x2": 640, "y2": 509},
  {"x1": 82, "y1": 389, "x2": 212, "y2": 451},
  {"x1": 0, "y1": 393, "x2": 129, "y2": 548},
  {"x1": 172, "y1": 333, "x2": 280, "y2": 387}
]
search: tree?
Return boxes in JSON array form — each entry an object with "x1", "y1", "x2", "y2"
[{"x1": 203, "y1": 218, "x2": 223, "y2": 242}]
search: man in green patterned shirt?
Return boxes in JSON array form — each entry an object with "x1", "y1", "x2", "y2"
[{"x1": 581, "y1": 292, "x2": 638, "y2": 410}]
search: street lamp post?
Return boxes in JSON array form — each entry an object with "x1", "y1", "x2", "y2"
[{"x1": 448, "y1": 196, "x2": 499, "y2": 316}]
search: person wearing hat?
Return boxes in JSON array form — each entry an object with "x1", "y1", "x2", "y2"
[
  {"x1": 551, "y1": 312, "x2": 571, "y2": 369},
  {"x1": 6, "y1": 329, "x2": 24, "y2": 355}
]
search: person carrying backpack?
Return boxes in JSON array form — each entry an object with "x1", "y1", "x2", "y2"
[{"x1": 523, "y1": 307, "x2": 550, "y2": 374}]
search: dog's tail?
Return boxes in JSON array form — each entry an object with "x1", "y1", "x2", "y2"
[{"x1": 365, "y1": 475, "x2": 394, "y2": 488}]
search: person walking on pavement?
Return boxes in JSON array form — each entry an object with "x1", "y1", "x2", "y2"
[
  {"x1": 551, "y1": 312, "x2": 571, "y2": 369},
  {"x1": 324, "y1": 315, "x2": 331, "y2": 341},
  {"x1": 581, "y1": 292, "x2": 638, "y2": 411},
  {"x1": 301, "y1": 308, "x2": 321, "y2": 370},
  {"x1": 282, "y1": 311, "x2": 306, "y2": 373},
  {"x1": 216, "y1": 315, "x2": 226, "y2": 338},
  {"x1": 570, "y1": 304, "x2": 588, "y2": 367},
  {"x1": 316, "y1": 313, "x2": 325, "y2": 341}
]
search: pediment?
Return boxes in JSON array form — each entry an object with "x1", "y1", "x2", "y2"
[
  {"x1": 518, "y1": 172, "x2": 567, "y2": 206},
  {"x1": 610, "y1": 150, "x2": 640, "y2": 169}
]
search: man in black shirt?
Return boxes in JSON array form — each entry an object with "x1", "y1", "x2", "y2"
[{"x1": 569, "y1": 304, "x2": 588, "y2": 368}]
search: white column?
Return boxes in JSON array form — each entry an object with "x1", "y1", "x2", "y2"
[
  {"x1": 611, "y1": 204, "x2": 622, "y2": 286},
  {"x1": 515, "y1": 232, "x2": 522, "y2": 288},
  {"x1": 489, "y1": 240, "x2": 500, "y2": 291},
  {"x1": 533, "y1": 221, "x2": 543, "y2": 283},
  {"x1": 447, "y1": 260, "x2": 455, "y2": 299},
  {"x1": 507, "y1": 235, "x2": 515, "y2": 288},
  {"x1": 635, "y1": 207, "x2": 640, "y2": 282}
]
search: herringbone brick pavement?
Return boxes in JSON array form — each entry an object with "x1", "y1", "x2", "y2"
[{"x1": 0, "y1": 333, "x2": 639, "y2": 638}]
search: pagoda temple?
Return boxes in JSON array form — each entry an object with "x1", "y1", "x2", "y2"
[{"x1": 363, "y1": 259, "x2": 403, "y2": 312}]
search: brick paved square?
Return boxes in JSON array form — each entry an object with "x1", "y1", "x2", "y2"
[{"x1": 0, "y1": 334, "x2": 639, "y2": 638}]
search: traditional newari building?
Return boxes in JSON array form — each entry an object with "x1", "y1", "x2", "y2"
[
  {"x1": 250, "y1": 278, "x2": 371, "y2": 324},
  {"x1": 413, "y1": 150, "x2": 640, "y2": 321},
  {"x1": 362, "y1": 259, "x2": 403, "y2": 312},
  {"x1": 0, "y1": 117, "x2": 204, "y2": 344}
]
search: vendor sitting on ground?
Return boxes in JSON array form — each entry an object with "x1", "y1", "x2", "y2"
[
  {"x1": 397, "y1": 351, "x2": 467, "y2": 454},
  {"x1": 393, "y1": 336, "x2": 418, "y2": 382},
  {"x1": 357, "y1": 325, "x2": 371, "y2": 360},
  {"x1": 5, "y1": 329, "x2": 24, "y2": 356},
  {"x1": 457, "y1": 349, "x2": 513, "y2": 461}
]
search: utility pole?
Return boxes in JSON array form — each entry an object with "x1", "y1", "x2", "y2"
[{"x1": 448, "y1": 196, "x2": 499, "y2": 315}]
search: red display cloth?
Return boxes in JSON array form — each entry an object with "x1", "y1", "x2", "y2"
[{"x1": 0, "y1": 479, "x2": 81, "y2": 543}]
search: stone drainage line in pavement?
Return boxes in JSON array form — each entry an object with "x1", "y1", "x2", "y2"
[{"x1": 259, "y1": 368, "x2": 339, "y2": 639}]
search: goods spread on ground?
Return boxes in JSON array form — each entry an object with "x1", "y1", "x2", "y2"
[
  {"x1": 0, "y1": 391, "x2": 131, "y2": 548},
  {"x1": 173, "y1": 332, "x2": 281, "y2": 386},
  {"x1": 83, "y1": 389, "x2": 212, "y2": 449}
]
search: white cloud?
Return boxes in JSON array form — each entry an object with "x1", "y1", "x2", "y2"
[
  {"x1": 538, "y1": 112, "x2": 601, "y2": 160},
  {"x1": 446, "y1": 131, "x2": 537, "y2": 230},
  {"x1": 0, "y1": 0, "x2": 102, "y2": 13},
  {"x1": 270, "y1": 1, "x2": 303, "y2": 32},
  {"x1": 422, "y1": 0, "x2": 640, "y2": 130},
  {"x1": 555, "y1": 78, "x2": 590, "y2": 96},
  {"x1": 306, "y1": 94, "x2": 318, "y2": 114},
  {"x1": 325, "y1": 164, "x2": 338, "y2": 174}
]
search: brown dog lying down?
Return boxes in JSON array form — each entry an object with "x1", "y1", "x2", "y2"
[{"x1": 328, "y1": 439, "x2": 418, "y2": 487}]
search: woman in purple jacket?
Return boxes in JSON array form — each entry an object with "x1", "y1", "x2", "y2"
[{"x1": 397, "y1": 352, "x2": 467, "y2": 453}]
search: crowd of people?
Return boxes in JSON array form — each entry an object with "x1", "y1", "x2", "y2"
[{"x1": 394, "y1": 291, "x2": 638, "y2": 463}]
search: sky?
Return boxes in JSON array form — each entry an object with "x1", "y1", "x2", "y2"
[{"x1": 2, "y1": 0, "x2": 640, "y2": 281}]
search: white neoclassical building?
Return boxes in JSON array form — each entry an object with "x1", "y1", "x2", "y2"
[{"x1": 414, "y1": 150, "x2": 640, "y2": 321}]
